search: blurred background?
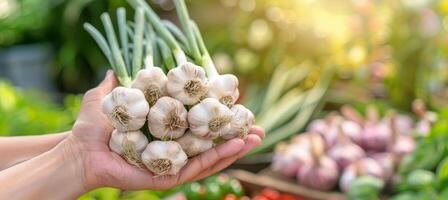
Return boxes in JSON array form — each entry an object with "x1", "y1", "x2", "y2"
[{"x1": 1, "y1": 0, "x2": 448, "y2": 199}]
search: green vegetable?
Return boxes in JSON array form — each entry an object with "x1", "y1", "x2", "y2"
[
  {"x1": 227, "y1": 179, "x2": 244, "y2": 197},
  {"x1": 204, "y1": 182, "x2": 222, "y2": 200},
  {"x1": 398, "y1": 137, "x2": 447, "y2": 174},
  {"x1": 78, "y1": 188, "x2": 121, "y2": 200},
  {"x1": 183, "y1": 182, "x2": 203, "y2": 200},
  {"x1": 436, "y1": 157, "x2": 448, "y2": 189},
  {"x1": 406, "y1": 170, "x2": 435, "y2": 191},
  {"x1": 347, "y1": 176, "x2": 384, "y2": 200},
  {"x1": 390, "y1": 192, "x2": 416, "y2": 200}
]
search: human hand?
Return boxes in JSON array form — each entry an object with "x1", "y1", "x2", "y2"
[{"x1": 63, "y1": 71, "x2": 264, "y2": 191}]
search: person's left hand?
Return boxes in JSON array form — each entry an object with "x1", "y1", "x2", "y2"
[{"x1": 62, "y1": 71, "x2": 264, "y2": 191}]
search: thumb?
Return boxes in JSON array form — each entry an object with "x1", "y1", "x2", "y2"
[{"x1": 97, "y1": 70, "x2": 118, "y2": 94}]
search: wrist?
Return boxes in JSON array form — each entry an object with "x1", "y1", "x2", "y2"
[{"x1": 55, "y1": 134, "x2": 95, "y2": 193}]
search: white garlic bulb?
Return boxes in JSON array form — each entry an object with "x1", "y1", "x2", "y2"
[
  {"x1": 167, "y1": 62, "x2": 208, "y2": 105},
  {"x1": 109, "y1": 129, "x2": 149, "y2": 167},
  {"x1": 131, "y1": 68, "x2": 168, "y2": 106},
  {"x1": 141, "y1": 141, "x2": 188, "y2": 175},
  {"x1": 102, "y1": 87, "x2": 149, "y2": 132},
  {"x1": 188, "y1": 98, "x2": 233, "y2": 139},
  {"x1": 148, "y1": 97, "x2": 188, "y2": 140},
  {"x1": 207, "y1": 74, "x2": 239, "y2": 107},
  {"x1": 176, "y1": 130, "x2": 214, "y2": 157},
  {"x1": 221, "y1": 104, "x2": 255, "y2": 140}
]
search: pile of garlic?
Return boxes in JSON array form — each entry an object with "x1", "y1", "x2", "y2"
[{"x1": 84, "y1": 0, "x2": 254, "y2": 176}]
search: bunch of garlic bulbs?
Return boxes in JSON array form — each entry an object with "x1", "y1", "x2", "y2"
[{"x1": 84, "y1": 0, "x2": 254, "y2": 176}]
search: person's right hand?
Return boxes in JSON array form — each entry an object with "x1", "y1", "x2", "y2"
[{"x1": 61, "y1": 71, "x2": 264, "y2": 192}]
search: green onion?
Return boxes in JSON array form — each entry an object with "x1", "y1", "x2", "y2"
[
  {"x1": 163, "y1": 20, "x2": 189, "y2": 52},
  {"x1": 156, "y1": 38, "x2": 176, "y2": 70},
  {"x1": 83, "y1": 23, "x2": 116, "y2": 73},
  {"x1": 127, "y1": 0, "x2": 187, "y2": 65},
  {"x1": 101, "y1": 13, "x2": 131, "y2": 86},
  {"x1": 173, "y1": 0, "x2": 201, "y2": 62},
  {"x1": 117, "y1": 8, "x2": 131, "y2": 74},
  {"x1": 249, "y1": 69, "x2": 334, "y2": 155},
  {"x1": 132, "y1": 8, "x2": 145, "y2": 78}
]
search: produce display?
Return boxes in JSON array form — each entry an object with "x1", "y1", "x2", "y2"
[
  {"x1": 164, "y1": 174, "x2": 246, "y2": 200},
  {"x1": 83, "y1": 0, "x2": 254, "y2": 175},
  {"x1": 271, "y1": 101, "x2": 435, "y2": 194}
]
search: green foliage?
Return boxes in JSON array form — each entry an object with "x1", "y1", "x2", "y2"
[
  {"x1": 406, "y1": 170, "x2": 435, "y2": 190},
  {"x1": 0, "y1": 0, "x2": 52, "y2": 45},
  {"x1": 436, "y1": 157, "x2": 448, "y2": 189},
  {"x1": 0, "y1": 80, "x2": 80, "y2": 136},
  {"x1": 347, "y1": 176, "x2": 384, "y2": 200}
]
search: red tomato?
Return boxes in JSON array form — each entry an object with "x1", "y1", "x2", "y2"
[
  {"x1": 223, "y1": 194, "x2": 238, "y2": 200},
  {"x1": 278, "y1": 194, "x2": 302, "y2": 200},
  {"x1": 239, "y1": 196, "x2": 251, "y2": 200},
  {"x1": 260, "y1": 188, "x2": 280, "y2": 200},
  {"x1": 252, "y1": 195, "x2": 270, "y2": 200}
]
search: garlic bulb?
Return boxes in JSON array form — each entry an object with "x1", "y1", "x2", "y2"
[
  {"x1": 131, "y1": 67, "x2": 168, "y2": 106},
  {"x1": 388, "y1": 113, "x2": 416, "y2": 158},
  {"x1": 383, "y1": 114, "x2": 414, "y2": 135},
  {"x1": 188, "y1": 98, "x2": 233, "y2": 139},
  {"x1": 167, "y1": 62, "x2": 208, "y2": 105},
  {"x1": 296, "y1": 136, "x2": 339, "y2": 190},
  {"x1": 102, "y1": 87, "x2": 149, "y2": 131},
  {"x1": 297, "y1": 155, "x2": 339, "y2": 190},
  {"x1": 148, "y1": 97, "x2": 188, "y2": 140},
  {"x1": 109, "y1": 129, "x2": 149, "y2": 167},
  {"x1": 369, "y1": 152, "x2": 396, "y2": 181},
  {"x1": 221, "y1": 104, "x2": 255, "y2": 140},
  {"x1": 415, "y1": 118, "x2": 431, "y2": 136},
  {"x1": 307, "y1": 119, "x2": 328, "y2": 135},
  {"x1": 176, "y1": 130, "x2": 213, "y2": 157},
  {"x1": 327, "y1": 128, "x2": 365, "y2": 170},
  {"x1": 141, "y1": 141, "x2": 188, "y2": 175},
  {"x1": 307, "y1": 113, "x2": 339, "y2": 135},
  {"x1": 360, "y1": 106, "x2": 392, "y2": 152},
  {"x1": 290, "y1": 133, "x2": 325, "y2": 153},
  {"x1": 207, "y1": 74, "x2": 239, "y2": 107},
  {"x1": 340, "y1": 158, "x2": 385, "y2": 192},
  {"x1": 323, "y1": 119, "x2": 362, "y2": 148},
  {"x1": 272, "y1": 143, "x2": 312, "y2": 177}
]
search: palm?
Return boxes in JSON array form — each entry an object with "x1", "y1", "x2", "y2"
[{"x1": 69, "y1": 72, "x2": 264, "y2": 190}]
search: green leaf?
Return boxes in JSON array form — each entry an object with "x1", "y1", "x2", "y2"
[{"x1": 436, "y1": 157, "x2": 448, "y2": 189}]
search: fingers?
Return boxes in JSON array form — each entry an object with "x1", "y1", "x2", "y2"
[
  {"x1": 97, "y1": 70, "x2": 118, "y2": 94},
  {"x1": 250, "y1": 126, "x2": 265, "y2": 139},
  {"x1": 176, "y1": 138, "x2": 245, "y2": 184},
  {"x1": 191, "y1": 134, "x2": 262, "y2": 181}
]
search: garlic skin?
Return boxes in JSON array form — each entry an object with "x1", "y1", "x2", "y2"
[
  {"x1": 207, "y1": 74, "x2": 240, "y2": 107},
  {"x1": 361, "y1": 122, "x2": 392, "y2": 152},
  {"x1": 109, "y1": 129, "x2": 149, "y2": 167},
  {"x1": 221, "y1": 104, "x2": 255, "y2": 140},
  {"x1": 167, "y1": 62, "x2": 208, "y2": 105},
  {"x1": 272, "y1": 143, "x2": 312, "y2": 177},
  {"x1": 188, "y1": 98, "x2": 233, "y2": 139},
  {"x1": 141, "y1": 141, "x2": 188, "y2": 175},
  {"x1": 369, "y1": 152, "x2": 396, "y2": 181},
  {"x1": 297, "y1": 155, "x2": 339, "y2": 191},
  {"x1": 102, "y1": 87, "x2": 149, "y2": 132},
  {"x1": 323, "y1": 120, "x2": 362, "y2": 149},
  {"x1": 176, "y1": 130, "x2": 213, "y2": 157},
  {"x1": 148, "y1": 97, "x2": 188, "y2": 140},
  {"x1": 328, "y1": 142, "x2": 365, "y2": 170},
  {"x1": 307, "y1": 119, "x2": 328, "y2": 135},
  {"x1": 290, "y1": 133, "x2": 325, "y2": 154},
  {"x1": 131, "y1": 68, "x2": 168, "y2": 106}
]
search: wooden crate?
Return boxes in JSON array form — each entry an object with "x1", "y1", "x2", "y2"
[{"x1": 227, "y1": 169, "x2": 346, "y2": 200}]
